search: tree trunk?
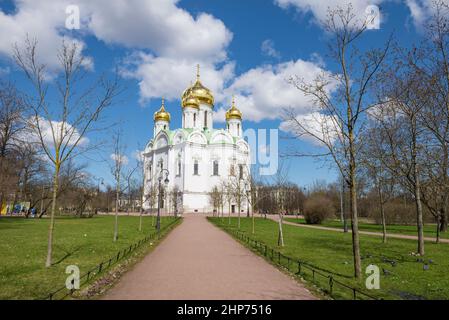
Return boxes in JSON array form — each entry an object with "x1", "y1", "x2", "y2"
[
  {"x1": 114, "y1": 185, "x2": 119, "y2": 242},
  {"x1": 252, "y1": 206, "x2": 255, "y2": 235},
  {"x1": 349, "y1": 129, "x2": 362, "y2": 279},
  {"x1": 277, "y1": 213, "x2": 284, "y2": 247},
  {"x1": 412, "y1": 135, "x2": 425, "y2": 255},
  {"x1": 238, "y1": 202, "x2": 241, "y2": 229},
  {"x1": 377, "y1": 183, "x2": 387, "y2": 243},
  {"x1": 342, "y1": 183, "x2": 349, "y2": 233},
  {"x1": 139, "y1": 208, "x2": 143, "y2": 232},
  {"x1": 441, "y1": 147, "x2": 449, "y2": 232},
  {"x1": 45, "y1": 163, "x2": 60, "y2": 268},
  {"x1": 436, "y1": 215, "x2": 440, "y2": 244},
  {"x1": 414, "y1": 178, "x2": 425, "y2": 255},
  {"x1": 380, "y1": 201, "x2": 387, "y2": 244}
]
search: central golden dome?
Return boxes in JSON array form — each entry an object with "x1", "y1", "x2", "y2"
[{"x1": 181, "y1": 65, "x2": 214, "y2": 107}]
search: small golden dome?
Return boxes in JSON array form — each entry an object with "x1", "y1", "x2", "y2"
[
  {"x1": 226, "y1": 97, "x2": 242, "y2": 121},
  {"x1": 154, "y1": 98, "x2": 171, "y2": 122},
  {"x1": 182, "y1": 93, "x2": 200, "y2": 109},
  {"x1": 181, "y1": 65, "x2": 214, "y2": 107}
]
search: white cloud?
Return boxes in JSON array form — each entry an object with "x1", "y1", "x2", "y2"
[
  {"x1": 213, "y1": 108, "x2": 228, "y2": 123},
  {"x1": 132, "y1": 149, "x2": 144, "y2": 162},
  {"x1": 279, "y1": 112, "x2": 340, "y2": 146},
  {"x1": 110, "y1": 153, "x2": 129, "y2": 166},
  {"x1": 121, "y1": 52, "x2": 235, "y2": 103},
  {"x1": 222, "y1": 59, "x2": 335, "y2": 122},
  {"x1": 404, "y1": 0, "x2": 448, "y2": 29},
  {"x1": 0, "y1": 0, "x2": 232, "y2": 84},
  {"x1": 261, "y1": 39, "x2": 281, "y2": 59},
  {"x1": 86, "y1": 0, "x2": 232, "y2": 63},
  {"x1": 0, "y1": 1, "x2": 90, "y2": 71},
  {"x1": 21, "y1": 117, "x2": 89, "y2": 151},
  {"x1": 274, "y1": 0, "x2": 386, "y2": 27},
  {"x1": 0, "y1": 66, "x2": 10, "y2": 76}
]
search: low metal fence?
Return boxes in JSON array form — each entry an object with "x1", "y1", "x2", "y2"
[
  {"x1": 42, "y1": 217, "x2": 181, "y2": 300},
  {"x1": 214, "y1": 221, "x2": 379, "y2": 300}
]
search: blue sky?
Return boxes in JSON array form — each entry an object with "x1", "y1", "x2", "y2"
[{"x1": 0, "y1": 0, "x2": 435, "y2": 188}]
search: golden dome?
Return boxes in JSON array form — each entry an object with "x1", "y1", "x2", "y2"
[
  {"x1": 181, "y1": 65, "x2": 214, "y2": 107},
  {"x1": 226, "y1": 97, "x2": 242, "y2": 121},
  {"x1": 182, "y1": 92, "x2": 200, "y2": 109},
  {"x1": 154, "y1": 98, "x2": 171, "y2": 122}
]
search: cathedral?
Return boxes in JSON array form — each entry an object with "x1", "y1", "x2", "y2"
[{"x1": 143, "y1": 66, "x2": 251, "y2": 214}]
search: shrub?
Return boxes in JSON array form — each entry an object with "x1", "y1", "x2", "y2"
[{"x1": 304, "y1": 193, "x2": 335, "y2": 224}]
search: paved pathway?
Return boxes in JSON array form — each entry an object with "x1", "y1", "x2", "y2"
[
  {"x1": 104, "y1": 215, "x2": 316, "y2": 300},
  {"x1": 269, "y1": 215, "x2": 449, "y2": 244}
]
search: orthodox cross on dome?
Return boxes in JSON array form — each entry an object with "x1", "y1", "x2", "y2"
[{"x1": 196, "y1": 64, "x2": 200, "y2": 80}]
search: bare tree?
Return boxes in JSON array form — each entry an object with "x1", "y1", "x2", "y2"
[
  {"x1": 222, "y1": 179, "x2": 234, "y2": 225},
  {"x1": 209, "y1": 186, "x2": 221, "y2": 216},
  {"x1": 372, "y1": 45, "x2": 432, "y2": 255},
  {"x1": 13, "y1": 38, "x2": 121, "y2": 266},
  {"x1": 228, "y1": 163, "x2": 247, "y2": 229},
  {"x1": 272, "y1": 163, "x2": 292, "y2": 247},
  {"x1": 0, "y1": 81, "x2": 26, "y2": 210},
  {"x1": 361, "y1": 125, "x2": 397, "y2": 243},
  {"x1": 409, "y1": 1, "x2": 449, "y2": 232},
  {"x1": 109, "y1": 131, "x2": 126, "y2": 242},
  {"x1": 283, "y1": 5, "x2": 391, "y2": 277},
  {"x1": 135, "y1": 150, "x2": 145, "y2": 231}
]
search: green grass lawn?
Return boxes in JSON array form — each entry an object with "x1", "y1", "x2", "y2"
[
  {"x1": 0, "y1": 215, "x2": 176, "y2": 299},
  {"x1": 284, "y1": 217, "x2": 448, "y2": 240},
  {"x1": 210, "y1": 217, "x2": 449, "y2": 300}
]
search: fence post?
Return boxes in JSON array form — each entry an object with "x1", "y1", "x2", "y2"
[
  {"x1": 353, "y1": 288, "x2": 357, "y2": 300},
  {"x1": 329, "y1": 276, "x2": 333, "y2": 295},
  {"x1": 278, "y1": 252, "x2": 281, "y2": 264},
  {"x1": 264, "y1": 245, "x2": 267, "y2": 256},
  {"x1": 297, "y1": 261, "x2": 301, "y2": 274}
]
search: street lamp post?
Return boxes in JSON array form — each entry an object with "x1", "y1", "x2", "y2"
[{"x1": 156, "y1": 164, "x2": 169, "y2": 233}]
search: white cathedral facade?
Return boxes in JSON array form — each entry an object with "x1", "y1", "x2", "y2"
[{"x1": 142, "y1": 66, "x2": 251, "y2": 214}]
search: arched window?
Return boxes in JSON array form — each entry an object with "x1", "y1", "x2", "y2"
[
  {"x1": 164, "y1": 125, "x2": 167, "y2": 130},
  {"x1": 239, "y1": 164, "x2": 244, "y2": 180},
  {"x1": 193, "y1": 160, "x2": 199, "y2": 175},
  {"x1": 213, "y1": 160, "x2": 219, "y2": 176},
  {"x1": 237, "y1": 123, "x2": 240, "y2": 134},
  {"x1": 147, "y1": 164, "x2": 152, "y2": 181},
  {"x1": 176, "y1": 158, "x2": 181, "y2": 176},
  {"x1": 204, "y1": 111, "x2": 208, "y2": 128},
  {"x1": 193, "y1": 113, "x2": 196, "y2": 127},
  {"x1": 230, "y1": 164, "x2": 235, "y2": 176}
]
